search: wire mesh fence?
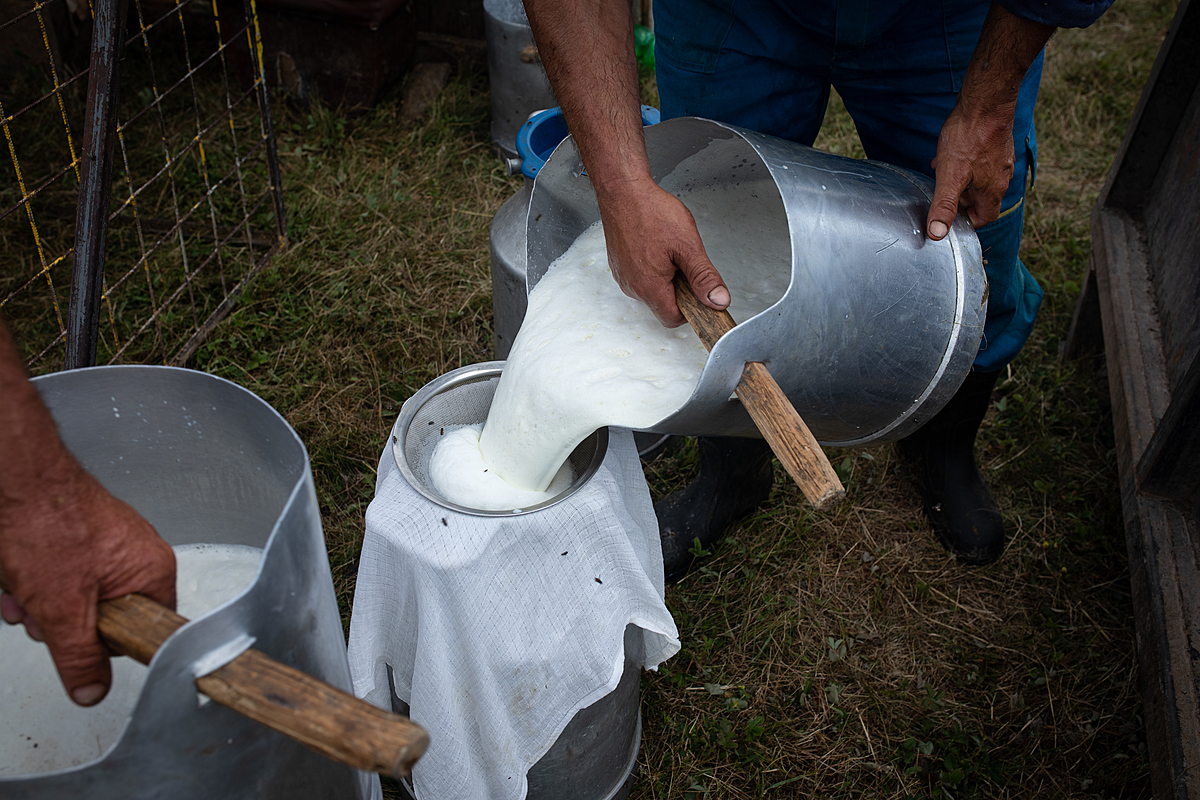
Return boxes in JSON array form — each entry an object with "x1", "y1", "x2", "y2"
[{"x1": 1, "y1": 0, "x2": 285, "y2": 374}]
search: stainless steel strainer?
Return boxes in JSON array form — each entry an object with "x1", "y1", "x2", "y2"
[{"x1": 391, "y1": 361, "x2": 609, "y2": 516}]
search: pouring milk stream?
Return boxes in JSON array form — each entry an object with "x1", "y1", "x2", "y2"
[{"x1": 429, "y1": 218, "x2": 787, "y2": 510}]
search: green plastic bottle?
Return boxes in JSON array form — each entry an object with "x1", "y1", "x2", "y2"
[{"x1": 634, "y1": 24, "x2": 655, "y2": 70}]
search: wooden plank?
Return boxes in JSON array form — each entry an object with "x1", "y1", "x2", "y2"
[
  {"x1": 1121, "y1": 498, "x2": 1190, "y2": 800},
  {"x1": 1144, "y1": 85, "x2": 1200, "y2": 389},
  {"x1": 1093, "y1": 204, "x2": 1200, "y2": 799},
  {"x1": 1062, "y1": 257, "x2": 1103, "y2": 359},
  {"x1": 1088, "y1": 5, "x2": 1200, "y2": 797},
  {"x1": 1091, "y1": 208, "x2": 1170, "y2": 450},
  {"x1": 1102, "y1": 0, "x2": 1200, "y2": 213},
  {"x1": 1138, "y1": 353, "x2": 1200, "y2": 515},
  {"x1": 1145, "y1": 497, "x2": 1200, "y2": 796}
]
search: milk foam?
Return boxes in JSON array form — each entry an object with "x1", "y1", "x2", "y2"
[
  {"x1": 0, "y1": 543, "x2": 263, "y2": 777},
  {"x1": 429, "y1": 424, "x2": 573, "y2": 510}
]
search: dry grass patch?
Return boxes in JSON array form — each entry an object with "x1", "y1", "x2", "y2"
[{"x1": 191, "y1": 60, "x2": 519, "y2": 625}]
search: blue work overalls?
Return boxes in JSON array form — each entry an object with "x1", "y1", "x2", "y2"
[{"x1": 654, "y1": 0, "x2": 1044, "y2": 371}]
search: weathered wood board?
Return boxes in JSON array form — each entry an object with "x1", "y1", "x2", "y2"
[{"x1": 1066, "y1": 1, "x2": 1200, "y2": 796}]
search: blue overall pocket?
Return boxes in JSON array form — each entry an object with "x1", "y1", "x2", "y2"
[
  {"x1": 972, "y1": 197, "x2": 1044, "y2": 371},
  {"x1": 653, "y1": 0, "x2": 737, "y2": 74}
]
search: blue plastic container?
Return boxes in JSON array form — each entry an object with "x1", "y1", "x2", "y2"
[{"x1": 514, "y1": 105, "x2": 660, "y2": 180}]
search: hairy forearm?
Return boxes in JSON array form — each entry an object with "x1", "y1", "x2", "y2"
[
  {"x1": 2, "y1": 316, "x2": 177, "y2": 706},
  {"x1": 924, "y1": 1, "x2": 1057, "y2": 235},
  {"x1": 521, "y1": 0, "x2": 736, "y2": 324},
  {"x1": 0, "y1": 319, "x2": 78, "y2": 519},
  {"x1": 522, "y1": 0, "x2": 651, "y2": 202},
  {"x1": 959, "y1": 3, "x2": 1056, "y2": 119}
]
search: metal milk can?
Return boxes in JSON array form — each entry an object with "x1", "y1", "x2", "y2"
[
  {"x1": 483, "y1": 0, "x2": 557, "y2": 160},
  {"x1": 525, "y1": 116, "x2": 988, "y2": 446},
  {"x1": 2, "y1": 366, "x2": 374, "y2": 800},
  {"x1": 384, "y1": 362, "x2": 643, "y2": 800}
]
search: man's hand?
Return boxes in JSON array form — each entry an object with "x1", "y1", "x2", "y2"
[
  {"x1": 0, "y1": 467, "x2": 176, "y2": 706},
  {"x1": 927, "y1": 102, "x2": 1017, "y2": 236},
  {"x1": 0, "y1": 316, "x2": 176, "y2": 707},
  {"x1": 926, "y1": 2, "x2": 1055, "y2": 241},
  {"x1": 599, "y1": 176, "x2": 730, "y2": 327}
]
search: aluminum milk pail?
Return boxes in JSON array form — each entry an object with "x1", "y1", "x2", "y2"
[
  {"x1": 526, "y1": 117, "x2": 988, "y2": 446},
  {"x1": 484, "y1": 0, "x2": 557, "y2": 159},
  {"x1": 1, "y1": 366, "x2": 373, "y2": 800}
]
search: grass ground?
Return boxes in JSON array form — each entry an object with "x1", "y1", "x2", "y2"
[{"x1": 1, "y1": 0, "x2": 1179, "y2": 796}]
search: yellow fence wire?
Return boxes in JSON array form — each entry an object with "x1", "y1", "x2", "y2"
[{"x1": 0, "y1": 0, "x2": 285, "y2": 372}]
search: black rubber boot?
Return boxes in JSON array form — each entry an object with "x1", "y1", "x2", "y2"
[
  {"x1": 657, "y1": 436, "x2": 775, "y2": 583},
  {"x1": 898, "y1": 369, "x2": 1005, "y2": 565}
]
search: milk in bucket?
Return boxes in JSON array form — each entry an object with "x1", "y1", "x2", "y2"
[
  {"x1": 0, "y1": 543, "x2": 263, "y2": 777},
  {"x1": 5, "y1": 366, "x2": 369, "y2": 800}
]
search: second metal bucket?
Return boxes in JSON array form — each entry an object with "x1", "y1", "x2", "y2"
[
  {"x1": 484, "y1": 0, "x2": 557, "y2": 159},
  {"x1": 388, "y1": 363, "x2": 641, "y2": 800},
  {"x1": 490, "y1": 106, "x2": 660, "y2": 360},
  {"x1": 1, "y1": 366, "x2": 371, "y2": 799},
  {"x1": 526, "y1": 117, "x2": 988, "y2": 446}
]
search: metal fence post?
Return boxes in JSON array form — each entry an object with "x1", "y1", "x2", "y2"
[
  {"x1": 66, "y1": 0, "x2": 129, "y2": 369},
  {"x1": 244, "y1": 0, "x2": 287, "y2": 248}
]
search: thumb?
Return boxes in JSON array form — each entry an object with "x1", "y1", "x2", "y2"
[
  {"x1": 676, "y1": 240, "x2": 729, "y2": 312},
  {"x1": 42, "y1": 593, "x2": 112, "y2": 706},
  {"x1": 927, "y1": 162, "x2": 969, "y2": 242}
]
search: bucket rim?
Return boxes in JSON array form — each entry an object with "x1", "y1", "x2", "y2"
[
  {"x1": 391, "y1": 361, "x2": 609, "y2": 516},
  {"x1": 30, "y1": 363, "x2": 309, "y2": 463}
]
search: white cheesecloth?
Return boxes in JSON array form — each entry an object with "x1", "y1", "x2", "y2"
[{"x1": 347, "y1": 423, "x2": 680, "y2": 800}]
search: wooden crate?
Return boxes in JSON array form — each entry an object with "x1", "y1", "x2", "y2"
[{"x1": 1065, "y1": 0, "x2": 1200, "y2": 796}]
